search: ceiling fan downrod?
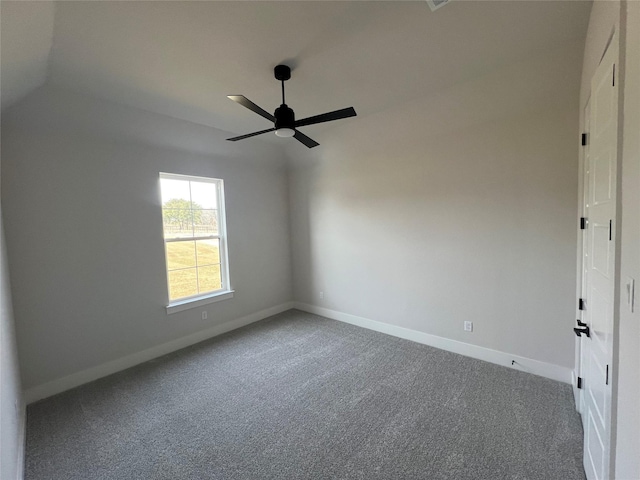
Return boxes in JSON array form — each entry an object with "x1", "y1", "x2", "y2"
[
  {"x1": 274, "y1": 64, "x2": 291, "y2": 105},
  {"x1": 273, "y1": 65, "x2": 294, "y2": 136}
]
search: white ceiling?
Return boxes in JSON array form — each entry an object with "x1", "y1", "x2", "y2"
[{"x1": 2, "y1": 1, "x2": 591, "y2": 143}]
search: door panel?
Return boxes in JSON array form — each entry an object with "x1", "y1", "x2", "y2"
[
  {"x1": 592, "y1": 152, "x2": 613, "y2": 203},
  {"x1": 587, "y1": 352, "x2": 605, "y2": 422},
  {"x1": 586, "y1": 410, "x2": 605, "y2": 480},
  {"x1": 592, "y1": 61, "x2": 615, "y2": 137},
  {"x1": 591, "y1": 224, "x2": 610, "y2": 276}
]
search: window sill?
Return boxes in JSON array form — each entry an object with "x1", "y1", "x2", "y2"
[{"x1": 166, "y1": 290, "x2": 235, "y2": 315}]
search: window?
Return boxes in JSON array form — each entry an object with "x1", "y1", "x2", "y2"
[{"x1": 159, "y1": 173, "x2": 232, "y2": 312}]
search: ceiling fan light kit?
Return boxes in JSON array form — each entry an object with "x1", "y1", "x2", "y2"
[
  {"x1": 227, "y1": 64, "x2": 356, "y2": 148},
  {"x1": 275, "y1": 128, "x2": 295, "y2": 138}
]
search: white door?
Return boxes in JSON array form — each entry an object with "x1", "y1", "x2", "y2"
[{"x1": 580, "y1": 31, "x2": 619, "y2": 480}]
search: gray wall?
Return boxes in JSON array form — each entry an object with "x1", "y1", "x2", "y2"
[
  {"x1": 1, "y1": 86, "x2": 292, "y2": 390},
  {"x1": 289, "y1": 43, "x2": 582, "y2": 369}
]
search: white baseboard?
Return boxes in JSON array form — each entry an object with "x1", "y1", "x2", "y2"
[
  {"x1": 24, "y1": 302, "x2": 294, "y2": 404},
  {"x1": 293, "y1": 302, "x2": 572, "y2": 384},
  {"x1": 16, "y1": 398, "x2": 26, "y2": 480}
]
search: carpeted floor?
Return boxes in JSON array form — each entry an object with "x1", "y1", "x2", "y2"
[{"x1": 25, "y1": 309, "x2": 585, "y2": 479}]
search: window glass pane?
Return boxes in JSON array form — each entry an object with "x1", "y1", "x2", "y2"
[
  {"x1": 196, "y1": 239, "x2": 220, "y2": 265},
  {"x1": 168, "y1": 268, "x2": 198, "y2": 300},
  {"x1": 160, "y1": 178, "x2": 191, "y2": 204},
  {"x1": 193, "y1": 209, "x2": 218, "y2": 236},
  {"x1": 190, "y1": 182, "x2": 218, "y2": 209},
  {"x1": 162, "y1": 208, "x2": 194, "y2": 239},
  {"x1": 198, "y1": 264, "x2": 222, "y2": 292},
  {"x1": 166, "y1": 241, "x2": 196, "y2": 270}
]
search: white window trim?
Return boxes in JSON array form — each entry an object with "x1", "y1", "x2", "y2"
[
  {"x1": 160, "y1": 172, "x2": 233, "y2": 314},
  {"x1": 166, "y1": 290, "x2": 235, "y2": 315}
]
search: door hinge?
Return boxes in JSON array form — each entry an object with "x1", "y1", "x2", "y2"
[
  {"x1": 606, "y1": 365, "x2": 609, "y2": 385},
  {"x1": 577, "y1": 376, "x2": 583, "y2": 389},
  {"x1": 613, "y1": 64, "x2": 616, "y2": 86},
  {"x1": 609, "y1": 220, "x2": 612, "y2": 241},
  {"x1": 579, "y1": 298, "x2": 586, "y2": 311},
  {"x1": 580, "y1": 217, "x2": 587, "y2": 230},
  {"x1": 581, "y1": 133, "x2": 588, "y2": 146}
]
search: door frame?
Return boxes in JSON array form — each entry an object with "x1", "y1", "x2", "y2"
[{"x1": 574, "y1": 96, "x2": 590, "y2": 415}]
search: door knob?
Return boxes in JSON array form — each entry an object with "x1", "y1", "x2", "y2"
[{"x1": 574, "y1": 326, "x2": 590, "y2": 337}]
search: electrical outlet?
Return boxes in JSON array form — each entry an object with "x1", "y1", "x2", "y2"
[
  {"x1": 319, "y1": 291, "x2": 324, "y2": 300},
  {"x1": 464, "y1": 321, "x2": 473, "y2": 332},
  {"x1": 202, "y1": 311, "x2": 208, "y2": 320}
]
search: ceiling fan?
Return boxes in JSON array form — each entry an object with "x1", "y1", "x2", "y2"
[{"x1": 227, "y1": 65, "x2": 356, "y2": 148}]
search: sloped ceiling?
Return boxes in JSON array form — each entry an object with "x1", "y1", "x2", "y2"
[
  {"x1": 2, "y1": 1, "x2": 591, "y2": 143},
  {"x1": 0, "y1": 1, "x2": 54, "y2": 110}
]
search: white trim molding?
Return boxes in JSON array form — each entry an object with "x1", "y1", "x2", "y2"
[
  {"x1": 16, "y1": 398, "x2": 26, "y2": 480},
  {"x1": 24, "y1": 302, "x2": 294, "y2": 404},
  {"x1": 166, "y1": 290, "x2": 235, "y2": 314},
  {"x1": 294, "y1": 302, "x2": 572, "y2": 385}
]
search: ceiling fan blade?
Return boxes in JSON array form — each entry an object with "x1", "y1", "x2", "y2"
[
  {"x1": 294, "y1": 107, "x2": 356, "y2": 128},
  {"x1": 227, "y1": 95, "x2": 275, "y2": 122},
  {"x1": 294, "y1": 130, "x2": 320, "y2": 148},
  {"x1": 227, "y1": 127, "x2": 276, "y2": 142}
]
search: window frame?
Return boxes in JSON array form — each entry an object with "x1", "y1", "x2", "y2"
[{"x1": 159, "y1": 172, "x2": 233, "y2": 314}]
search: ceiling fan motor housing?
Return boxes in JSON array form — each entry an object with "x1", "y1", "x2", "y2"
[
  {"x1": 275, "y1": 104, "x2": 295, "y2": 130},
  {"x1": 274, "y1": 65, "x2": 291, "y2": 81}
]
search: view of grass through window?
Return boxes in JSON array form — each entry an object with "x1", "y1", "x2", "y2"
[{"x1": 160, "y1": 175, "x2": 224, "y2": 301}]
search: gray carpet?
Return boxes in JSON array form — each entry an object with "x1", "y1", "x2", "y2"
[{"x1": 25, "y1": 309, "x2": 585, "y2": 480}]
